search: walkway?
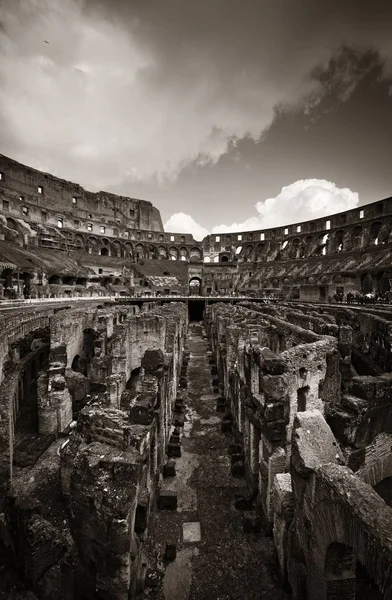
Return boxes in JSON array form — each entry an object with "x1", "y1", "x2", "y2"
[{"x1": 149, "y1": 323, "x2": 290, "y2": 600}]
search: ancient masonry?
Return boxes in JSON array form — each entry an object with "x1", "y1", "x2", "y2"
[{"x1": 0, "y1": 155, "x2": 392, "y2": 599}]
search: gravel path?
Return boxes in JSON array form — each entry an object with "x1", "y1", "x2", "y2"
[{"x1": 146, "y1": 323, "x2": 290, "y2": 600}]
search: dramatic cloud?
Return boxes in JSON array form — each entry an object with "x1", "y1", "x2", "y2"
[
  {"x1": 1, "y1": 0, "x2": 392, "y2": 194},
  {"x1": 164, "y1": 213, "x2": 209, "y2": 241},
  {"x1": 165, "y1": 180, "x2": 359, "y2": 237}
]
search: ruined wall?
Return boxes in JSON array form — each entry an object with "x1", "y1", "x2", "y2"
[
  {"x1": 205, "y1": 302, "x2": 392, "y2": 599},
  {"x1": 205, "y1": 303, "x2": 340, "y2": 527},
  {"x1": 0, "y1": 154, "x2": 164, "y2": 237},
  {"x1": 0, "y1": 300, "x2": 188, "y2": 599}
]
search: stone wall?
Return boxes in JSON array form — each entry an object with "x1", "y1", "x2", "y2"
[
  {"x1": 205, "y1": 302, "x2": 392, "y2": 599},
  {"x1": 0, "y1": 300, "x2": 188, "y2": 599}
]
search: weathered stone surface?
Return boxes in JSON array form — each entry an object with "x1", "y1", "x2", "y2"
[{"x1": 158, "y1": 491, "x2": 178, "y2": 510}]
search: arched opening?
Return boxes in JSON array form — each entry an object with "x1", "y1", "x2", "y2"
[
  {"x1": 158, "y1": 246, "x2": 168, "y2": 259},
  {"x1": 324, "y1": 542, "x2": 355, "y2": 599},
  {"x1": 351, "y1": 225, "x2": 363, "y2": 249},
  {"x1": 361, "y1": 273, "x2": 374, "y2": 295},
  {"x1": 169, "y1": 246, "x2": 178, "y2": 261},
  {"x1": 369, "y1": 222, "x2": 382, "y2": 246},
  {"x1": 100, "y1": 247, "x2": 109, "y2": 256},
  {"x1": 72, "y1": 354, "x2": 81, "y2": 373},
  {"x1": 189, "y1": 276, "x2": 202, "y2": 296},
  {"x1": 48, "y1": 274, "x2": 61, "y2": 285},
  {"x1": 220, "y1": 255, "x2": 229, "y2": 263},
  {"x1": 189, "y1": 247, "x2": 202, "y2": 262},
  {"x1": 334, "y1": 230, "x2": 344, "y2": 253}
]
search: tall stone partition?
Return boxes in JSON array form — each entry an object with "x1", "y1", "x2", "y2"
[
  {"x1": 205, "y1": 303, "x2": 340, "y2": 528},
  {"x1": 286, "y1": 410, "x2": 392, "y2": 600}
]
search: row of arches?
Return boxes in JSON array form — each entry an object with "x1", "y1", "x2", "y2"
[
  {"x1": 219, "y1": 222, "x2": 392, "y2": 264},
  {"x1": 72, "y1": 235, "x2": 203, "y2": 261}
]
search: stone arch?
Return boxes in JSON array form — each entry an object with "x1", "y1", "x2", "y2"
[
  {"x1": 189, "y1": 247, "x2": 202, "y2": 261},
  {"x1": 243, "y1": 245, "x2": 254, "y2": 262},
  {"x1": 87, "y1": 236, "x2": 99, "y2": 254},
  {"x1": 100, "y1": 247, "x2": 109, "y2": 256},
  {"x1": 111, "y1": 240, "x2": 122, "y2": 258},
  {"x1": 220, "y1": 254, "x2": 229, "y2": 263},
  {"x1": 168, "y1": 246, "x2": 178, "y2": 261},
  {"x1": 361, "y1": 272, "x2": 374, "y2": 294},
  {"x1": 74, "y1": 234, "x2": 85, "y2": 249},
  {"x1": 351, "y1": 225, "x2": 363, "y2": 249},
  {"x1": 324, "y1": 542, "x2": 356, "y2": 599},
  {"x1": 189, "y1": 276, "x2": 202, "y2": 295},
  {"x1": 124, "y1": 242, "x2": 134, "y2": 258},
  {"x1": 179, "y1": 246, "x2": 188, "y2": 261},
  {"x1": 369, "y1": 221, "x2": 382, "y2": 246},
  {"x1": 307, "y1": 486, "x2": 390, "y2": 600},
  {"x1": 147, "y1": 244, "x2": 157, "y2": 259},
  {"x1": 158, "y1": 245, "x2": 168, "y2": 259},
  {"x1": 6, "y1": 217, "x2": 19, "y2": 231},
  {"x1": 135, "y1": 243, "x2": 144, "y2": 260},
  {"x1": 334, "y1": 230, "x2": 345, "y2": 253}
]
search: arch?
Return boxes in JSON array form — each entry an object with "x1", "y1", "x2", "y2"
[
  {"x1": 189, "y1": 247, "x2": 202, "y2": 261},
  {"x1": 112, "y1": 240, "x2": 122, "y2": 258},
  {"x1": 169, "y1": 246, "x2": 179, "y2": 260},
  {"x1": 204, "y1": 256, "x2": 211, "y2": 263},
  {"x1": 324, "y1": 542, "x2": 355, "y2": 599},
  {"x1": 73, "y1": 234, "x2": 85, "y2": 249},
  {"x1": 48, "y1": 274, "x2": 61, "y2": 284},
  {"x1": 71, "y1": 354, "x2": 81, "y2": 372},
  {"x1": 179, "y1": 246, "x2": 189, "y2": 260},
  {"x1": 334, "y1": 230, "x2": 345, "y2": 253},
  {"x1": 351, "y1": 225, "x2": 363, "y2": 249},
  {"x1": 361, "y1": 272, "x2": 373, "y2": 294},
  {"x1": 100, "y1": 247, "x2": 109, "y2": 256},
  {"x1": 6, "y1": 217, "x2": 19, "y2": 231},
  {"x1": 220, "y1": 255, "x2": 229, "y2": 263},
  {"x1": 369, "y1": 221, "x2": 382, "y2": 246},
  {"x1": 135, "y1": 243, "x2": 144, "y2": 260},
  {"x1": 124, "y1": 242, "x2": 134, "y2": 258},
  {"x1": 158, "y1": 245, "x2": 168, "y2": 259},
  {"x1": 189, "y1": 276, "x2": 202, "y2": 296}
]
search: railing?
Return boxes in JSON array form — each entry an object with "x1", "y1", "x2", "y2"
[{"x1": 0, "y1": 295, "x2": 117, "y2": 309}]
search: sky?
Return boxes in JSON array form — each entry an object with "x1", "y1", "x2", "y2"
[{"x1": 1, "y1": 0, "x2": 392, "y2": 239}]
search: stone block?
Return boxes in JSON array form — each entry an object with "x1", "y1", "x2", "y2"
[
  {"x1": 158, "y1": 491, "x2": 178, "y2": 510},
  {"x1": 230, "y1": 452, "x2": 243, "y2": 465},
  {"x1": 259, "y1": 348, "x2": 287, "y2": 375},
  {"x1": 216, "y1": 398, "x2": 226, "y2": 412},
  {"x1": 243, "y1": 511, "x2": 259, "y2": 533},
  {"x1": 163, "y1": 460, "x2": 176, "y2": 478},
  {"x1": 174, "y1": 414, "x2": 185, "y2": 427},
  {"x1": 234, "y1": 496, "x2": 253, "y2": 511},
  {"x1": 164, "y1": 543, "x2": 177, "y2": 561},
  {"x1": 228, "y1": 443, "x2": 242, "y2": 455},
  {"x1": 167, "y1": 442, "x2": 181, "y2": 458},
  {"x1": 170, "y1": 433, "x2": 180, "y2": 445},
  {"x1": 183, "y1": 521, "x2": 201, "y2": 543},
  {"x1": 231, "y1": 461, "x2": 245, "y2": 477},
  {"x1": 221, "y1": 418, "x2": 232, "y2": 433}
]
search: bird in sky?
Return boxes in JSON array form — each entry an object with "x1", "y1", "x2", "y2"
[{"x1": 44, "y1": 40, "x2": 49, "y2": 44}]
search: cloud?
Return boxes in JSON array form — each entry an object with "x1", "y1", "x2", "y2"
[
  {"x1": 164, "y1": 213, "x2": 209, "y2": 241},
  {"x1": 1, "y1": 0, "x2": 392, "y2": 192},
  {"x1": 173, "y1": 179, "x2": 359, "y2": 235}
]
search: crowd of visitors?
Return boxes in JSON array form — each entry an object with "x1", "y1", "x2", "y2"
[{"x1": 333, "y1": 290, "x2": 391, "y2": 304}]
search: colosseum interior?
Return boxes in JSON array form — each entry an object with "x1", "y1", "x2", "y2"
[{"x1": 1, "y1": 154, "x2": 392, "y2": 599}]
